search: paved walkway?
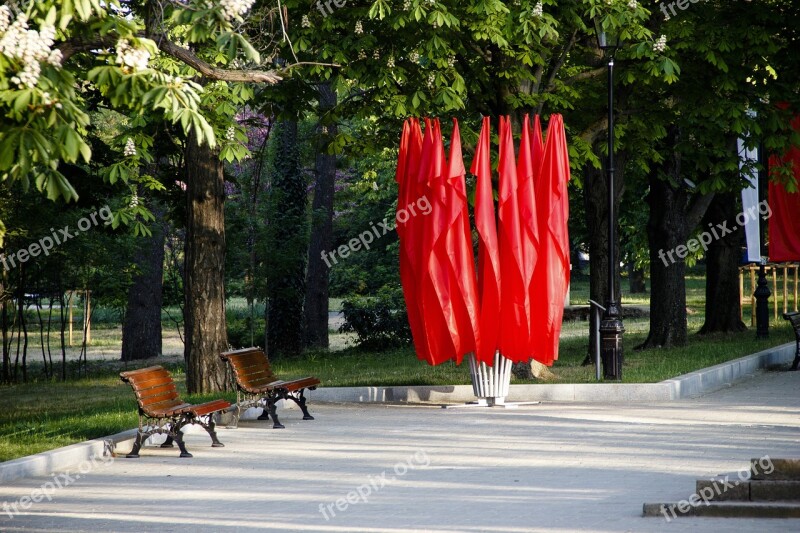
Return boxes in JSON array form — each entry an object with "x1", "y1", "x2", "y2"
[{"x1": 1, "y1": 371, "x2": 799, "y2": 532}]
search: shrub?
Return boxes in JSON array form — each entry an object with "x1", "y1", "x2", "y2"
[{"x1": 339, "y1": 285, "x2": 412, "y2": 350}]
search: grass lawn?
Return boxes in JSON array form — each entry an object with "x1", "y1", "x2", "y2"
[{"x1": 1, "y1": 273, "x2": 797, "y2": 462}]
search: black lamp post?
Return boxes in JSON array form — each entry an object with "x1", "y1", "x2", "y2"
[
  {"x1": 754, "y1": 257, "x2": 771, "y2": 339},
  {"x1": 594, "y1": 18, "x2": 624, "y2": 380}
]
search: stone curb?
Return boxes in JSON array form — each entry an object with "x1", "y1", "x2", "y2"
[
  {"x1": 309, "y1": 341, "x2": 797, "y2": 404},
  {"x1": 1, "y1": 341, "x2": 795, "y2": 485},
  {"x1": 0, "y1": 429, "x2": 135, "y2": 485}
]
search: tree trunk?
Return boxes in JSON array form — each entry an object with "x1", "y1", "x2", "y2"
[
  {"x1": 628, "y1": 263, "x2": 647, "y2": 294},
  {"x1": 266, "y1": 120, "x2": 308, "y2": 357},
  {"x1": 639, "y1": 128, "x2": 714, "y2": 348},
  {"x1": 699, "y1": 192, "x2": 746, "y2": 334},
  {"x1": 643, "y1": 175, "x2": 690, "y2": 348},
  {"x1": 583, "y1": 154, "x2": 624, "y2": 364},
  {"x1": 304, "y1": 83, "x2": 337, "y2": 349},
  {"x1": 121, "y1": 204, "x2": 167, "y2": 361},
  {"x1": 184, "y1": 135, "x2": 229, "y2": 393}
]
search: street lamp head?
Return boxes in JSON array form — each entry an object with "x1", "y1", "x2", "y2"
[{"x1": 593, "y1": 17, "x2": 621, "y2": 57}]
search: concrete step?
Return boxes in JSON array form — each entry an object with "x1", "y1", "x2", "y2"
[
  {"x1": 696, "y1": 477, "x2": 800, "y2": 502},
  {"x1": 751, "y1": 457, "x2": 800, "y2": 480},
  {"x1": 643, "y1": 502, "x2": 800, "y2": 519}
]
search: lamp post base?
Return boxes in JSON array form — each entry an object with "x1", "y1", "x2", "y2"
[
  {"x1": 600, "y1": 302, "x2": 625, "y2": 381},
  {"x1": 754, "y1": 263, "x2": 771, "y2": 339}
]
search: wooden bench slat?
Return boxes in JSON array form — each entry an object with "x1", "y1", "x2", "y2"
[
  {"x1": 132, "y1": 382, "x2": 178, "y2": 398},
  {"x1": 220, "y1": 348, "x2": 319, "y2": 428}
]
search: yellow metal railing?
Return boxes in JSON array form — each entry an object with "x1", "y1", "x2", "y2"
[{"x1": 739, "y1": 262, "x2": 800, "y2": 325}]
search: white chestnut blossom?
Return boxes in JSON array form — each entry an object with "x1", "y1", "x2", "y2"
[
  {"x1": 124, "y1": 138, "x2": 137, "y2": 157},
  {"x1": 0, "y1": 6, "x2": 11, "y2": 34},
  {"x1": 653, "y1": 34, "x2": 668, "y2": 53},
  {"x1": 386, "y1": 56, "x2": 395, "y2": 68},
  {"x1": 0, "y1": 9, "x2": 61, "y2": 88},
  {"x1": 129, "y1": 192, "x2": 139, "y2": 209},
  {"x1": 628, "y1": 0, "x2": 638, "y2": 9},
  {"x1": 225, "y1": 126, "x2": 236, "y2": 141},
  {"x1": 532, "y1": 2, "x2": 543, "y2": 17},
  {"x1": 219, "y1": 0, "x2": 256, "y2": 22},
  {"x1": 301, "y1": 15, "x2": 311, "y2": 28},
  {"x1": 115, "y1": 39, "x2": 150, "y2": 71},
  {"x1": 409, "y1": 51, "x2": 420, "y2": 63},
  {"x1": 354, "y1": 20, "x2": 364, "y2": 35}
]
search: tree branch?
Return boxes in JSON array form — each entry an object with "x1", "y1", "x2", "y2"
[
  {"x1": 544, "y1": 30, "x2": 578, "y2": 93},
  {"x1": 59, "y1": 35, "x2": 283, "y2": 85},
  {"x1": 563, "y1": 66, "x2": 606, "y2": 85},
  {"x1": 157, "y1": 39, "x2": 281, "y2": 84},
  {"x1": 687, "y1": 192, "x2": 715, "y2": 231},
  {"x1": 57, "y1": 38, "x2": 114, "y2": 61},
  {"x1": 580, "y1": 117, "x2": 609, "y2": 145}
]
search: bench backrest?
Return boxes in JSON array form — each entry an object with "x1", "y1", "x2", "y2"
[
  {"x1": 120, "y1": 366, "x2": 185, "y2": 416},
  {"x1": 220, "y1": 348, "x2": 278, "y2": 393},
  {"x1": 784, "y1": 312, "x2": 800, "y2": 329}
]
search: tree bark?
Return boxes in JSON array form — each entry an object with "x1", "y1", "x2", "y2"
[
  {"x1": 699, "y1": 192, "x2": 747, "y2": 334},
  {"x1": 583, "y1": 153, "x2": 624, "y2": 363},
  {"x1": 627, "y1": 263, "x2": 647, "y2": 294},
  {"x1": 266, "y1": 120, "x2": 308, "y2": 357},
  {"x1": 643, "y1": 175, "x2": 690, "y2": 348},
  {"x1": 304, "y1": 83, "x2": 337, "y2": 349},
  {"x1": 184, "y1": 135, "x2": 229, "y2": 393},
  {"x1": 121, "y1": 204, "x2": 167, "y2": 361},
  {"x1": 639, "y1": 128, "x2": 714, "y2": 348}
]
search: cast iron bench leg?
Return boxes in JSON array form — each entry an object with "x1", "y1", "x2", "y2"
[
  {"x1": 267, "y1": 396, "x2": 284, "y2": 429},
  {"x1": 285, "y1": 389, "x2": 315, "y2": 420},
  {"x1": 172, "y1": 428, "x2": 192, "y2": 458},
  {"x1": 196, "y1": 415, "x2": 225, "y2": 447},
  {"x1": 126, "y1": 432, "x2": 145, "y2": 459}
]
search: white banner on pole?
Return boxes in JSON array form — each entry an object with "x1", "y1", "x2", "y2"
[{"x1": 738, "y1": 138, "x2": 761, "y2": 263}]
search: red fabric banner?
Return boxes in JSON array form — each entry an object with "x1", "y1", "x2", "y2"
[
  {"x1": 497, "y1": 116, "x2": 530, "y2": 362},
  {"x1": 442, "y1": 118, "x2": 480, "y2": 361},
  {"x1": 768, "y1": 115, "x2": 800, "y2": 262},
  {"x1": 397, "y1": 119, "x2": 430, "y2": 361},
  {"x1": 516, "y1": 114, "x2": 540, "y2": 356},
  {"x1": 768, "y1": 173, "x2": 800, "y2": 262},
  {"x1": 471, "y1": 117, "x2": 502, "y2": 364},
  {"x1": 420, "y1": 119, "x2": 460, "y2": 364},
  {"x1": 530, "y1": 114, "x2": 571, "y2": 365}
]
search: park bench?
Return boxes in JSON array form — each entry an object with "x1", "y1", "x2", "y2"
[
  {"x1": 220, "y1": 347, "x2": 320, "y2": 429},
  {"x1": 783, "y1": 312, "x2": 800, "y2": 371},
  {"x1": 119, "y1": 366, "x2": 231, "y2": 458}
]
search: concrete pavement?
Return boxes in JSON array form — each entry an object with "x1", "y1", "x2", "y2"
[{"x1": 1, "y1": 370, "x2": 799, "y2": 532}]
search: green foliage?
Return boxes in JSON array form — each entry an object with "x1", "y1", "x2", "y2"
[
  {"x1": 0, "y1": 0, "x2": 268, "y2": 241},
  {"x1": 265, "y1": 120, "x2": 309, "y2": 357},
  {"x1": 340, "y1": 285, "x2": 412, "y2": 351},
  {"x1": 226, "y1": 302, "x2": 266, "y2": 350}
]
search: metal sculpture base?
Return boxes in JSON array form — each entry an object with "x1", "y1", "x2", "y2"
[{"x1": 441, "y1": 352, "x2": 540, "y2": 409}]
